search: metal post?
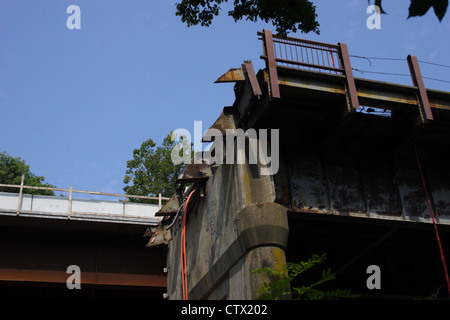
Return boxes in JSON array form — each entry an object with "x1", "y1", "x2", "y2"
[
  {"x1": 338, "y1": 42, "x2": 359, "y2": 111},
  {"x1": 16, "y1": 174, "x2": 24, "y2": 215},
  {"x1": 242, "y1": 61, "x2": 262, "y2": 96},
  {"x1": 263, "y1": 29, "x2": 281, "y2": 99},
  {"x1": 407, "y1": 55, "x2": 433, "y2": 121},
  {"x1": 68, "y1": 186, "x2": 72, "y2": 219}
]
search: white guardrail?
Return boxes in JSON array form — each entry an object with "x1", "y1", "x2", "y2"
[{"x1": 0, "y1": 176, "x2": 169, "y2": 225}]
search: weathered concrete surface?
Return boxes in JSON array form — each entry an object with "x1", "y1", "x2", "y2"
[{"x1": 166, "y1": 157, "x2": 289, "y2": 299}]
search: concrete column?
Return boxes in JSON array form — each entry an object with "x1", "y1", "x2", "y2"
[{"x1": 185, "y1": 202, "x2": 289, "y2": 300}]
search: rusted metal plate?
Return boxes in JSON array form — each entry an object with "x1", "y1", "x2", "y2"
[
  {"x1": 214, "y1": 68, "x2": 245, "y2": 83},
  {"x1": 396, "y1": 164, "x2": 428, "y2": 219},
  {"x1": 424, "y1": 164, "x2": 450, "y2": 220},
  {"x1": 289, "y1": 154, "x2": 329, "y2": 212},
  {"x1": 0, "y1": 268, "x2": 166, "y2": 287},
  {"x1": 277, "y1": 73, "x2": 346, "y2": 96},
  {"x1": 176, "y1": 162, "x2": 212, "y2": 184},
  {"x1": 242, "y1": 61, "x2": 262, "y2": 96},
  {"x1": 338, "y1": 42, "x2": 359, "y2": 111},
  {"x1": 282, "y1": 148, "x2": 450, "y2": 225},
  {"x1": 275, "y1": 133, "x2": 450, "y2": 225},
  {"x1": 144, "y1": 224, "x2": 172, "y2": 247},
  {"x1": 155, "y1": 193, "x2": 181, "y2": 216},
  {"x1": 327, "y1": 155, "x2": 365, "y2": 214},
  {"x1": 361, "y1": 158, "x2": 402, "y2": 216},
  {"x1": 408, "y1": 55, "x2": 433, "y2": 121},
  {"x1": 262, "y1": 29, "x2": 281, "y2": 99},
  {"x1": 286, "y1": 154, "x2": 401, "y2": 216}
]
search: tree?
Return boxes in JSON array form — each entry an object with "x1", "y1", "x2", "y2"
[
  {"x1": 253, "y1": 253, "x2": 359, "y2": 300},
  {"x1": 175, "y1": 0, "x2": 448, "y2": 37},
  {"x1": 123, "y1": 132, "x2": 190, "y2": 203},
  {"x1": 175, "y1": 0, "x2": 320, "y2": 37},
  {"x1": 407, "y1": 0, "x2": 448, "y2": 21},
  {"x1": 0, "y1": 151, "x2": 55, "y2": 196},
  {"x1": 370, "y1": 0, "x2": 448, "y2": 21}
]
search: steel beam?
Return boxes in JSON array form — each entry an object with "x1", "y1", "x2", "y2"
[
  {"x1": 338, "y1": 42, "x2": 360, "y2": 111},
  {"x1": 408, "y1": 55, "x2": 434, "y2": 121},
  {"x1": 262, "y1": 29, "x2": 281, "y2": 99},
  {"x1": 0, "y1": 268, "x2": 166, "y2": 288},
  {"x1": 242, "y1": 60, "x2": 262, "y2": 96},
  {"x1": 214, "y1": 68, "x2": 245, "y2": 83},
  {"x1": 276, "y1": 67, "x2": 450, "y2": 111}
]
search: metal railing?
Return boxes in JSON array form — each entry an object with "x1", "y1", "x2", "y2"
[
  {"x1": 0, "y1": 174, "x2": 170, "y2": 218},
  {"x1": 258, "y1": 31, "x2": 344, "y2": 74},
  {"x1": 258, "y1": 29, "x2": 359, "y2": 110},
  {"x1": 257, "y1": 30, "x2": 434, "y2": 121},
  {"x1": 263, "y1": 34, "x2": 344, "y2": 74}
]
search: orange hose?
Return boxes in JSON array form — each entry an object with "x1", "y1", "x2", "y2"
[{"x1": 181, "y1": 189, "x2": 195, "y2": 300}]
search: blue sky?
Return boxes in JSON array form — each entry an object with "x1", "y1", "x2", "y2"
[{"x1": 1, "y1": 0, "x2": 449, "y2": 198}]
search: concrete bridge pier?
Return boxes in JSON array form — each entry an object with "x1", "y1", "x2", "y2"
[{"x1": 165, "y1": 160, "x2": 289, "y2": 300}]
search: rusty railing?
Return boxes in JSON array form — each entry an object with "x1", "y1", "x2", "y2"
[
  {"x1": 257, "y1": 29, "x2": 359, "y2": 110},
  {"x1": 258, "y1": 31, "x2": 343, "y2": 74},
  {"x1": 257, "y1": 29, "x2": 434, "y2": 120}
]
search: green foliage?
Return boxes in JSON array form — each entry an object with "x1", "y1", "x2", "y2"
[
  {"x1": 176, "y1": 1, "x2": 448, "y2": 38},
  {"x1": 175, "y1": 0, "x2": 320, "y2": 37},
  {"x1": 370, "y1": 0, "x2": 387, "y2": 14},
  {"x1": 253, "y1": 253, "x2": 360, "y2": 300},
  {"x1": 123, "y1": 133, "x2": 189, "y2": 203},
  {"x1": 415, "y1": 286, "x2": 446, "y2": 300},
  {"x1": 369, "y1": 0, "x2": 448, "y2": 21},
  {"x1": 408, "y1": 0, "x2": 448, "y2": 21},
  {"x1": 0, "y1": 151, "x2": 55, "y2": 196}
]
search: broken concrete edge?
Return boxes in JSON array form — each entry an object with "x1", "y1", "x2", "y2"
[
  {"x1": 150, "y1": 182, "x2": 206, "y2": 248},
  {"x1": 144, "y1": 224, "x2": 172, "y2": 248},
  {"x1": 155, "y1": 192, "x2": 181, "y2": 217},
  {"x1": 155, "y1": 106, "x2": 237, "y2": 218},
  {"x1": 188, "y1": 202, "x2": 289, "y2": 300}
]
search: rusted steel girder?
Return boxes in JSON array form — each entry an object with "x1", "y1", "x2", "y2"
[
  {"x1": 408, "y1": 54, "x2": 434, "y2": 122},
  {"x1": 262, "y1": 29, "x2": 281, "y2": 99},
  {"x1": 214, "y1": 68, "x2": 245, "y2": 83},
  {"x1": 338, "y1": 42, "x2": 360, "y2": 111},
  {"x1": 0, "y1": 268, "x2": 166, "y2": 287},
  {"x1": 215, "y1": 62, "x2": 262, "y2": 97}
]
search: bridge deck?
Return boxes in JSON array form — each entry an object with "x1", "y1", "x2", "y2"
[{"x1": 0, "y1": 191, "x2": 161, "y2": 226}]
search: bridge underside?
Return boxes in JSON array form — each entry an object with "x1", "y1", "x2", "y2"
[
  {"x1": 160, "y1": 41, "x2": 450, "y2": 299},
  {"x1": 0, "y1": 215, "x2": 166, "y2": 299},
  {"x1": 236, "y1": 64, "x2": 450, "y2": 298},
  {"x1": 286, "y1": 212, "x2": 450, "y2": 299}
]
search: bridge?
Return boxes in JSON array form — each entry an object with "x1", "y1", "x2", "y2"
[
  {"x1": 158, "y1": 30, "x2": 450, "y2": 300},
  {"x1": 0, "y1": 181, "x2": 169, "y2": 299}
]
